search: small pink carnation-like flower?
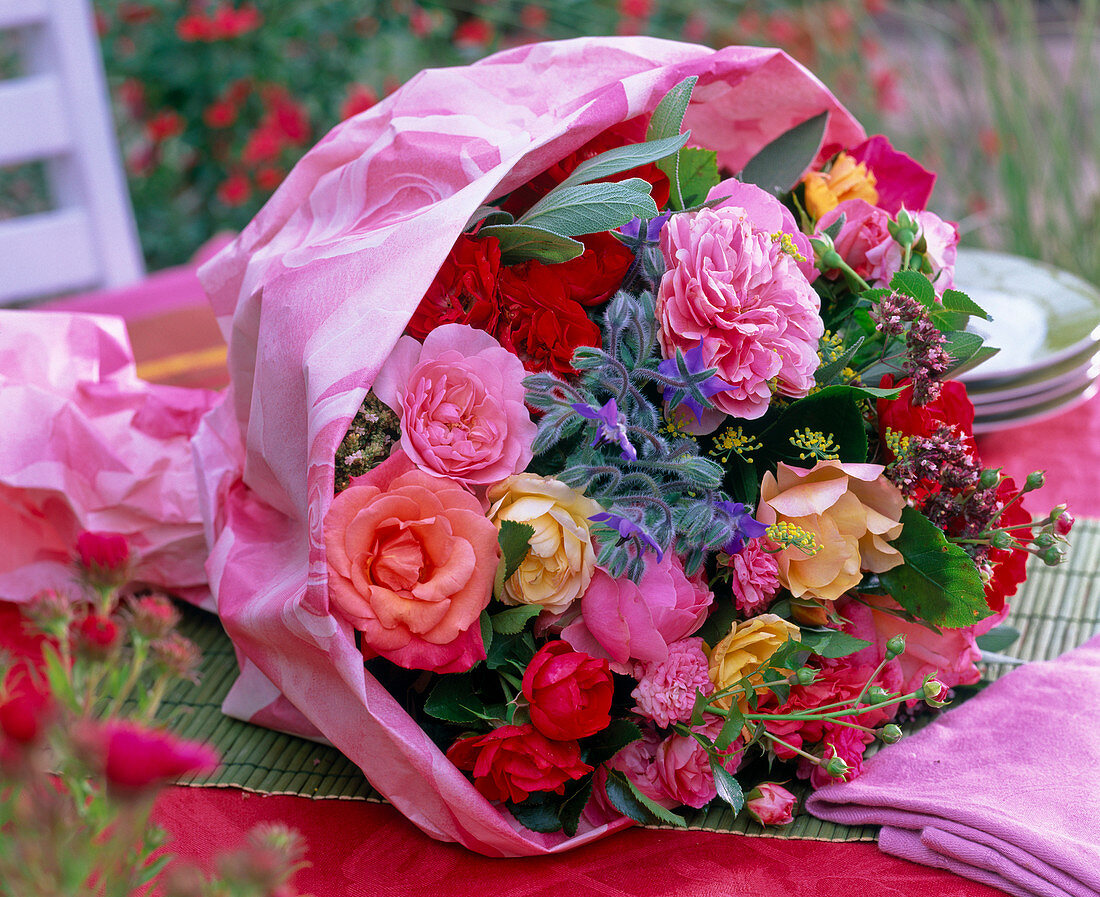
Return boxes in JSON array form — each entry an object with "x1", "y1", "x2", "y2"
[
  {"x1": 371, "y1": 323, "x2": 536, "y2": 491},
  {"x1": 656, "y1": 188, "x2": 823, "y2": 421},
  {"x1": 727, "y1": 540, "x2": 781, "y2": 615},
  {"x1": 631, "y1": 637, "x2": 712, "y2": 728}
]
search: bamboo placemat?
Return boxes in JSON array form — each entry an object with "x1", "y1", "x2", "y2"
[{"x1": 164, "y1": 519, "x2": 1100, "y2": 841}]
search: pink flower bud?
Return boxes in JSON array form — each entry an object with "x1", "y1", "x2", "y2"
[
  {"x1": 745, "y1": 782, "x2": 796, "y2": 826},
  {"x1": 128, "y1": 594, "x2": 180, "y2": 640},
  {"x1": 1055, "y1": 508, "x2": 1075, "y2": 536},
  {"x1": 74, "y1": 613, "x2": 120, "y2": 660},
  {"x1": 89, "y1": 720, "x2": 219, "y2": 797},
  {"x1": 75, "y1": 531, "x2": 131, "y2": 587}
]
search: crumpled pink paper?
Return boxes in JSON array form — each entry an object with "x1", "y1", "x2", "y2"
[
  {"x1": 193, "y1": 36, "x2": 865, "y2": 855},
  {"x1": 0, "y1": 311, "x2": 218, "y2": 607}
]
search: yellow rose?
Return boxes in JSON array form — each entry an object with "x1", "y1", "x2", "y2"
[
  {"x1": 486, "y1": 473, "x2": 601, "y2": 614},
  {"x1": 802, "y1": 152, "x2": 879, "y2": 220},
  {"x1": 757, "y1": 460, "x2": 905, "y2": 607},
  {"x1": 708, "y1": 615, "x2": 801, "y2": 711}
]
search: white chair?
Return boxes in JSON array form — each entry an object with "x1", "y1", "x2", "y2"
[{"x1": 0, "y1": 0, "x2": 144, "y2": 306}]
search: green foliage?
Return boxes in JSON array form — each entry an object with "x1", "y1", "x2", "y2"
[
  {"x1": 739, "y1": 111, "x2": 829, "y2": 195},
  {"x1": 798, "y1": 628, "x2": 872, "y2": 659},
  {"x1": 879, "y1": 506, "x2": 994, "y2": 629}
]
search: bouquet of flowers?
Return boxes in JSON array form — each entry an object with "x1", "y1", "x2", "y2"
[{"x1": 191, "y1": 37, "x2": 1070, "y2": 855}]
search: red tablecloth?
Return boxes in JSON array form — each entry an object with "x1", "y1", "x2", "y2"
[{"x1": 25, "y1": 277, "x2": 1094, "y2": 895}]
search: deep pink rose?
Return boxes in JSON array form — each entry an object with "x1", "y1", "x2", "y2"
[
  {"x1": 323, "y1": 451, "x2": 499, "y2": 673},
  {"x1": 840, "y1": 593, "x2": 983, "y2": 697},
  {"x1": 76, "y1": 531, "x2": 131, "y2": 587},
  {"x1": 561, "y1": 554, "x2": 712, "y2": 674},
  {"x1": 522, "y1": 641, "x2": 613, "y2": 741},
  {"x1": 817, "y1": 199, "x2": 901, "y2": 287},
  {"x1": 848, "y1": 135, "x2": 936, "y2": 214},
  {"x1": 745, "y1": 782, "x2": 796, "y2": 826},
  {"x1": 807, "y1": 723, "x2": 874, "y2": 788},
  {"x1": 653, "y1": 732, "x2": 717, "y2": 809},
  {"x1": 371, "y1": 324, "x2": 536, "y2": 491},
  {"x1": 89, "y1": 720, "x2": 219, "y2": 796},
  {"x1": 657, "y1": 193, "x2": 822, "y2": 420}
]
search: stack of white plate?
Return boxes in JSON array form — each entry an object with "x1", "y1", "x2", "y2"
[{"x1": 952, "y1": 249, "x2": 1100, "y2": 433}]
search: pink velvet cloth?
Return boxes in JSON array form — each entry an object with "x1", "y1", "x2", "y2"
[{"x1": 190, "y1": 36, "x2": 864, "y2": 855}]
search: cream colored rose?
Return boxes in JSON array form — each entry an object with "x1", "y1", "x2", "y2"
[
  {"x1": 757, "y1": 460, "x2": 905, "y2": 605},
  {"x1": 486, "y1": 473, "x2": 602, "y2": 614},
  {"x1": 708, "y1": 615, "x2": 801, "y2": 711}
]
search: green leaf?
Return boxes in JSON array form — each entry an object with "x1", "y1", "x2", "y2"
[
  {"x1": 889, "y1": 270, "x2": 935, "y2": 307},
  {"x1": 798, "y1": 628, "x2": 872, "y2": 659},
  {"x1": 709, "y1": 757, "x2": 745, "y2": 814},
  {"x1": 604, "y1": 770, "x2": 687, "y2": 827},
  {"x1": 676, "y1": 147, "x2": 721, "y2": 208},
  {"x1": 499, "y1": 520, "x2": 535, "y2": 580},
  {"x1": 941, "y1": 331, "x2": 986, "y2": 370},
  {"x1": 944, "y1": 344, "x2": 999, "y2": 379},
  {"x1": 518, "y1": 180, "x2": 659, "y2": 236},
  {"x1": 822, "y1": 212, "x2": 846, "y2": 242},
  {"x1": 815, "y1": 336, "x2": 864, "y2": 386},
  {"x1": 689, "y1": 687, "x2": 709, "y2": 728},
  {"x1": 507, "y1": 796, "x2": 562, "y2": 833},
  {"x1": 560, "y1": 779, "x2": 594, "y2": 838},
  {"x1": 556, "y1": 133, "x2": 690, "y2": 191},
  {"x1": 715, "y1": 706, "x2": 745, "y2": 751},
  {"x1": 465, "y1": 205, "x2": 514, "y2": 230},
  {"x1": 758, "y1": 385, "x2": 868, "y2": 464},
  {"x1": 478, "y1": 225, "x2": 584, "y2": 265},
  {"x1": 491, "y1": 604, "x2": 542, "y2": 635},
  {"x1": 941, "y1": 288, "x2": 991, "y2": 320},
  {"x1": 487, "y1": 629, "x2": 537, "y2": 674},
  {"x1": 480, "y1": 609, "x2": 493, "y2": 661},
  {"x1": 878, "y1": 505, "x2": 993, "y2": 628},
  {"x1": 424, "y1": 675, "x2": 493, "y2": 725},
  {"x1": 739, "y1": 111, "x2": 829, "y2": 195},
  {"x1": 585, "y1": 719, "x2": 643, "y2": 769},
  {"x1": 646, "y1": 76, "x2": 697, "y2": 142},
  {"x1": 976, "y1": 624, "x2": 1021, "y2": 653}
]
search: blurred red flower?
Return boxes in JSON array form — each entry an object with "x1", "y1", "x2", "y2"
[{"x1": 217, "y1": 173, "x2": 252, "y2": 206}]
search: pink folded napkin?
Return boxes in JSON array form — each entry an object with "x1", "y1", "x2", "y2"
[{"x1": 806, "y1": 634, "x2": 1100, "y2": 897}]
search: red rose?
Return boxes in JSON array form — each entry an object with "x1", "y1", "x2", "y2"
[
  {"x1": 407, "y1": 234, "x2": 503, "y2": 340},
  {"x1": 555, "y1": 231, "x2": 637, "y2": 307},
  {"x1": 74, "y1": 613, "x2": 121, "y2": 659},
  {"x1": 498, "y1": 263, "x2": 601, "y2": 375},
  {"x1": 985, "y1": 477, "x2": 1031, "y2": 614},
  {"x1": 446, "y1": 724, "x2": 592, "y2": 803},
  {"x1": 77, "y1": 531, "x2": 130, "y2": 574},
  {"x1": 522, "y1": 641, "x2": 613, "y2": 741},
  {"x1": 89, "y1": 720, "x2": 219, "y2": 797},
  {"x1": 877, "y1": 375, "x2": 976, "y2": 450},
  {"x1": 0, "y1": 667, "x2": 52, "y2": 747}
]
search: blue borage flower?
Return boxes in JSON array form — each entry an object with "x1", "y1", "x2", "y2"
[
  {"x1": 657, "y1": 341, "x2": 733, "y2": 423},
  {"x1": 713, "y1": 500, "x2": 767, "y2": 554},
  {"x1": 588, "y1": 511, "x2": 663, "y2": 562},
  {"x1": 570, "y1": 397, "x2": 637, "y2": 461}
]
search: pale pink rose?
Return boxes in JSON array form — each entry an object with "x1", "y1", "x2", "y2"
[
  {"x1": 656, "y1": 196, "x2": 823, "y2": 421},
  {"x1": 371, "y1": 324, "x2": 536, "y2": 491},
  {"x1": 653, "y1": 731, "x2": 717, "y2": 809},
  {"x1": 606, "y1": 727, "x2": 674, "y2": 808},
  {"x1": 817, "y1": 199, "x2": 901, "y2": 287},
  {"x1": 631, "y1": 637, "x2": 713, "y2": 728},
  {"x1": 914, "y1": 209, "x2": 959, "y2": 290},
  {"x1": 323, "y1": 451, "x2": 499, "y2": 673},
  {"x1": 728, "y1": 540, "x2": 781, "y2": 615},
  {"x1": 561, "y1": 554, "x2": 713, "y2": 674},
  {"x1": 840, "y1": 592, "x2": 982, "y2": 696},
  {"x1": 745, "y1": 782, "x2": 796, "y2": 826}
]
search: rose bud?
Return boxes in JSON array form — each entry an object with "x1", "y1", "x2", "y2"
[
  {"x1": 522, "y1": 641, "x2": 613, "y2": 741},
  {"x1": 74, "y1": 612, "x2": 121, "y2": 660},
  {"x1": 76, "y1": 531, "x2": 131, "y2": 587},
  {"x1": 744, "y1": 783, "x2": 796, "y2": 826},
  {"x1": 1054, "y1": 507, "x2": 1075, "y2": 536}
]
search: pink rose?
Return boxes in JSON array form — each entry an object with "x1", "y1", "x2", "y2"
[
  {"x1": 817, "y1": 199, "x2": 901, "y2": 287},
  {"x1": 745, "y1": 782, "x2": 796, "y2": 826},
  {"x1": 840, "y1": 593, "x2": 982, "y2": 696},
  {"x1": 606, "y1": 727, "x2": 674, "y2": 808},
  {"x1": 371, "y1": 324, "x2": 536, "y2": 491},
  {"x1": 631, "y1": 637, "x2": 713, "y2": 728},
  {"x1": 914, "y1": 210, "x2": 959, "y2": 289},
  {"x1": 561, "y1": 554, "x2": 712, "y2": 674},
  {"x1": 848, "y1": 135, "x2": 936, "y2": 214},
  {"x1": 323, "y1": 451, "x2": 499, "y2": 673},
  {"x1": 653, "y1": 732, "x2": 717, "y2": 809},
  {"x1": 656, "y1": 192, "x2": 823, "y2": 421},
  {"x1": 727, "y1": 539, "x2": 781, "y2": 616}
]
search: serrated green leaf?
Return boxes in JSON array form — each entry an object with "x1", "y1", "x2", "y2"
[
  {"x1": 941, "y1": 331, "x2": 986, "y2": 369},
  {"x1": 424, "y1": 675, "x2": 493, "y2": 725},
  {"x1": 605, "y1": 770, "x2": 687, "y2": 826},
  {"x1": 878, "y1": 505, "x2": 992, "y2": 628},
  {"x1": 945, "y1": 344, "x2": 1000, "y2": 379},
  {"x1": 560, "y1": 779, "x2": 594, "y2": 838},
  {"x1": 890, "y1": 270, "x2": 935, "y2": 306},
  {"x1": 507, "y1": 796, "x2": 563, "y2": 833},
  {"x1": 941, "y1": 289, "x2": 991, "y2": 320},
  {"x1": 709, "y1": 757, "x2": 745, "y2": 814},
  {"x1": 815, "y1": 336, "x2": 864, "y2": 386},
  {"x1": 499, "y1": 520, "x2": 535, "y2": 580},
  {"x1": 676, "y1": 147, "x2": 720, "y2": 208},
  {"x1": 715, "y1": 706, "x2": 745, "y2": 751},
  {"x1": 518, "y1": 180, "x2": 658, "y2": 236},
  {"x1": 478, "y1": 224, "x2": 584, "y2": 264},
  {"x1": 556, "y1": 133, "x2": 690, "y2": 191},
  {"x1": 976, "y1": 624, "x2": 1021, "y2": 653},
  {"x1": 690, "y1": 687, "x2": 709, "y2": 728},
  {"x1": 491, "y1": 604, "x2": 542, "y2": 635},
  {"x1": 739, "y1": 111, "x2": 829, "y2": 195},
  {"x1": 798, "y1": 628, "x2": 872, "y2": 659}
]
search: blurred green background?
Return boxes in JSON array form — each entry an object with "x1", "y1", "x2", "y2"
[{"x1": 3, "y1": 0, "x2": 1098, "y2": 284}]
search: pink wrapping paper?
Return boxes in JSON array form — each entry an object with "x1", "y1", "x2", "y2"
[
  {"x1": 193, "y1": 36, "x2": 866, "y2": 855},
  {"x1": 0, "y1": 311, "x2": 218, "y2": 607}
]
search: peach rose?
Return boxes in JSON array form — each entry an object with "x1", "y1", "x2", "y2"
[
  {"x1": 486, "y1": 473, "x2": 601, "y2": 614},
  {"x1": 324, "y1": 451, "x2": 499, "y2": 673},
  {"x1": 708, "y1": 614, "x2": 800, "y2": 711},
  {"x1": 757, "y1": 461, "x2": 905, "y2": 605}
]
